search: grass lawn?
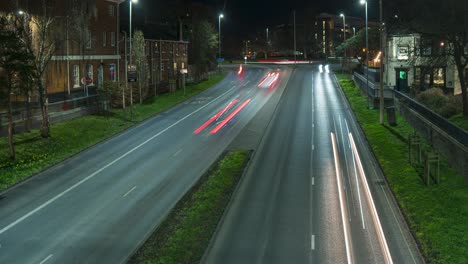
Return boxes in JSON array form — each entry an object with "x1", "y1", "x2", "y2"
[
  {"x1": 336, "y1": 74, "x2": 468, "y2": 264},
  {"x1": 0, "y1": 72, "x2": 227, "y2": 192},
  {"x1": 128, "y1": 150, "x2": 250, "y2": 264}
]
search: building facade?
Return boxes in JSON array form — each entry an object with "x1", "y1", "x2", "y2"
[{"x1": 385, "y1": 34, "x2": 467, "y2": 95}]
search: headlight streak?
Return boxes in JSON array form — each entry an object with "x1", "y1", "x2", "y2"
[
  {"x1": 349, "y1": 133, "x2": 393, "y2": 264},
  {"x1": 331, "y1": 132, "x2": 353, "y2": 264}
]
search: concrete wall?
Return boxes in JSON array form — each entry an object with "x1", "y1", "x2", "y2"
[{"x1": 399, "y1": 103, "x2": 468, "y2": 183}]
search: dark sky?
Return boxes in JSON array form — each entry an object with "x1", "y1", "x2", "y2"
[{"x1": 208, "y1": 0, "x2": 380, "y2": 37}]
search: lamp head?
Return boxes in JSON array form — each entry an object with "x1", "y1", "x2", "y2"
[
  {"x1": 219, "y1": 14, "x2": 224, "y2": 18},
  {"x1": 131, "y1": 0, "x2": 137, "y2": 3},
  {"x1": 360, "y1": 0, "x2": 366, "y2": 4},
  {"x1": 340, "y1": 13, "x2": 344, "y2": 17}
]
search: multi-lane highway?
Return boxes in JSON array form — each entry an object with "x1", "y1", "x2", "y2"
[
  {"x1": 203, "y1": 65, "x2": 423, "y2": 264},
  {"x1": 0, "y1": 64, "x2": 422, "y2": 264},
  {"x1": 0, "y1": 66, "x2": 290, "y2": 263}
]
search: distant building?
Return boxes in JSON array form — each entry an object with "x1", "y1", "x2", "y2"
[
  {"x1": 0, "y1": 0, "x2": 124, "y2": 101},
  {"x1": 385, "y1": 33, "x2": 467, "y2": 95}
]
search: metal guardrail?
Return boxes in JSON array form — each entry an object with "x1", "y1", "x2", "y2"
[
  {"x1": 353, "y1": 72, "x2": 393, "y2": 99},
  {"x1": 394, "y1": 90, "x2": 468, "y2": 147}
]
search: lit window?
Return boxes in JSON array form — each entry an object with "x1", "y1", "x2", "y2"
[
  {"x1": 397, "y1": 46, "x2": 409, "y2": 60},
  {"x1": 73, "y1": 65, "x2": 80, "y2": 88},
  {"x1": 111, "y1": 32, "x2": 115, "y2": 47},
  {"x1": 173, "y1": 62, "x2": 177, "y2": 71},
  {"x1": 102, "y1": 32, "x2": 107, "y2": 47},
  {"x1": 154, "y1": 43, "x2": 159, "y2": 53},
  {"x1": 433, "y1": 68, "x2": 445, "y2": 86}
]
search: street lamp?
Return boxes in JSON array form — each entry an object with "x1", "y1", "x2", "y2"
[
  {"x1": 340, "y1": 13, "x2": 347, "y2": 71},
  {"x1": 129, "y1": 0, "x2": 137, "y2": 106},
  {"x1": 360, "y1": 0, "x2": 370, "y2": 109},
  {"x1": 218, "y1": 13, "x2": 224, "y2": 58}
]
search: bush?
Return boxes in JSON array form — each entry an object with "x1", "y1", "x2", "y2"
[{"x1": 416, "y1": 88, "x2": 462, "y2": 118}]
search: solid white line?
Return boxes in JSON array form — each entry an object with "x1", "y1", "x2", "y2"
[
  {"x1": 349, "y1": 133, "x2": 393, "y2": 264},
  {"x1": 0, "y1": 86, "x2": 238, "y2": 236},
  {"x1": 39, "y1": 254, "x2": 53, "y2": 264},
  {"x1": 312, "y1": 145, "x2": 315, "y2": 151},
  {"x1": 312, "y1": 177, "x2": 315, "y2": 186},
  {"x1": 311, "y1": 234, "x2": 316, "y2": 250},
  {"x1": 123, "y1": 186, "x2": 137, "y2": 197},
  {"x1": 331, "y1": 133, "x2": 353, "y2": 264}
]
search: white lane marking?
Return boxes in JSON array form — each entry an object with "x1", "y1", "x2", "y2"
[
  {"x1": 312, "y1": 123, "x2": 315, "y2": 128},
  {"x1": 312, "y1": 177, "x2": 315, "y2": 186},
  {"x1": 39, "y1": 254, "x2": 53, "y2": 264},
  {"x1": 123, "y1": 186, "x2": 137, "y2": 197},
  {"x1": 312, "y1": 145, "x2": 315, "y2": 151},
  {"x1": 349, "y1": 133, "x2": 393, "y2": 264},
  {"x1": 311, "y1": 234, "x2": 316, "y2": 250},
  {"x1": 173, "y1": 148, "x2": 183, "y2": 157},
  {"x1": 0, "y1": 85, "x2": 238, "y2": 236},
  {"x1": 331, "y1": 133, "x2": 353, "y2": 264}
]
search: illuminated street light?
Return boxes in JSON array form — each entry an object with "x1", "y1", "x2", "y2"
[
  {"x1": 218, "y1": 14, "x2": 224, "y2": 58},
  {"x1": 340, "y1": 13, "x2": 347, "y2": 71}
]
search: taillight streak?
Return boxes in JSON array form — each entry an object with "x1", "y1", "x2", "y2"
[
  {"x1": 193, "y1": 99, "x2": 239, "y2": 134},
  {"x1": 210, "y1": 99, "x2": 251, "y2": 134}
]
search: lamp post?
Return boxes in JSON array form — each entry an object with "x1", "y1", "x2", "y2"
[
  {"x1": 340, "y1": 13, "x2": 347, "y2": 71},
  {"x1": 218, "y1": 14, "x2": 224, "y2": 58},
  {"x1": 129, "y1": 0, "x2": 137, "y2": 107},
  {"x1": 360, "y1": 0, "x2": 370, "y2": 109}
]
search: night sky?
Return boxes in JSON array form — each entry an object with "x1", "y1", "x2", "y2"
[{"x1": 204, "y1": 0, "x2": 379, "y2": 37}]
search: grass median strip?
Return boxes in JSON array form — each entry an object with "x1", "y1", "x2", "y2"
[
  {"x1": 0, "y1": 72, "x2": 227, "y2": 192},
  {"x1": 336, "y1": 74, "x2": 468, "y2": 264},
  {"x1": 128, "y1": 150, "x2": 251, "y2": 264}
]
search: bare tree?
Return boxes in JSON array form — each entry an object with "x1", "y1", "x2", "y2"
[
  {"x1": 19, "y1": 0, "x2": 56, "y2": 138},
  {"x1": 132, "y1": 30, "x2": 147, "y2": 103},
  {"x1": 0, "y1": 16, "x2": 34, "y2": 159},
  {"x1": 388, "y1": 0, "x2": 467, "y2": 116}
]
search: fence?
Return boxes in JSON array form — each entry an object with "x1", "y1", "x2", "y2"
[
  {"x1": 0, "y1": 95, "x2": 100, "y2": 136},
  {"x1": 394, "y1": 90, "x2": 468, "y2": 147}
]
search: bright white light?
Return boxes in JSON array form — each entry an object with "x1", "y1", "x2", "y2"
[
  {"x1": 219, "y1": 14, "x2": 224, "y2": 18},
  {"x1": 131, "y1": 0, "x2": 138, "y2": 3},
  {"x1": 319, "y1": 64, "x2": 323, "y2": 73},
  {"x1": 360, "y1": 0, "x2": 366, "y2": 4},
  {"x1": 325, "y1": 64, "x2": 330, "y2": 73},
  {"x1": 340, "y1": 13, "x2": 344, "y2": 17},
  {"x1": 18, "y1": 10, "x2": 24, "y2": 15}
]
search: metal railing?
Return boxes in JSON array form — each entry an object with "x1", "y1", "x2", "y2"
[{"x1": 394, "y1": 90, "x2": 468, "y2": 147}]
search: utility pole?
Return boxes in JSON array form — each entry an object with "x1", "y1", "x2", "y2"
[
  {"x1": 379, "y1": 0, "x2": 385, "y2": 124},
  {"x1": 293, "y1": 10, "x2": 297, "y2": 63}
]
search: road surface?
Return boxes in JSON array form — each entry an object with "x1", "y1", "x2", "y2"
[
  {"x1": 203, "y1": 65, "x2": 423, "y2": 264},
  {"x1": 0, "y1": 65, "x2": 289, "y2": 263}
]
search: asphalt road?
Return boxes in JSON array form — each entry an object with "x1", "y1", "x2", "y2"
[
  {"x1": 0, "y1": 65, "x2": 290, "y2": 263},
  {"x1": 203, "y1": 65, "x2": 423, "y2": 264}
]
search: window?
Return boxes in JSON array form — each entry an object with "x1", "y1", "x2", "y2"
[
  {"x1": 86, "y1": 30, "x2": 92, "y2": 49},
  {"x1": 73, "y1": 65, "x2": 80, "y2": 88},
  {"x1": 315, "y1": 33, "x2": 318, "y2": 40},
  {"x1": 109, "y1": 64, "x2": 116, "y2": 81},
  {"x1": 420, "y1": 38, "x2": 432, "y2": 56},
  {"x1": 110, "y1": 32, "x2": 115, "y2": 47},
  {"x1": 397, "y1": 46, "x2": 409, "y2": 60},
  {"x1": 173, "y1": 62, "x2": 177, "y2": 71},
  {"x1": 161, "y1": 62, "x2": 165, "y2": 71},
  {"x1": 181, "y1": 62, "x2": 185, "y2": 69},
  {"x1": 414, "y1": 67, "x2": 421, "y2": 85},
  {"x1": 108, "y1": 5, "x2": 115, "y2": 17},
  {"x1": 433, "y1": 67, "x2": 445, "y2": 87},
  {"x1": 102, "y1": 32, "x2": 107, "y2": 47},
  {"x1": 86, "y1": 64, "x2": 94, "y2": 85}
]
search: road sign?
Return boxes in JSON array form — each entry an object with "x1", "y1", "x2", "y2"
[{"x1": 128, "y1": 64, "x2": 137, "y2": 82}]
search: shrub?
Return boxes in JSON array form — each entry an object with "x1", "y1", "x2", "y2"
[{"x1": 416, "y1": 88, "x2": 462, "y2": 118}]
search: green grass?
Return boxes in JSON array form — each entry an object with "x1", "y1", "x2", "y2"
[
  {"x1": 449, "y1": 114, "x2": 468, "y2": 131},
  {"x1": 0, "y1": 72, "x2": 227, "y2": 192},
  {"x1": 336, "y1": 74, "x2": 468, "y2": 264},
  {"x1": 128, "y1": 150, "x2": 250, "y2": 264}
]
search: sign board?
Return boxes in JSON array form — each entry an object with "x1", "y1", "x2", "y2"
[
  {"x1": 217, "y1": 57, "x2": 224, "y2": 63},
  {"x1": 180, "y1": 69, "x2": 188, "y2": 74},
  {"x1": 81, "y1": 77, "x2": 93, "y2": 85}
]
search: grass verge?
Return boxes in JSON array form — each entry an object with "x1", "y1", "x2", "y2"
[
  {"x1": 128, "y1": 150, "x2": 251, "y2": 264},
  {"x1": 0, "y1": 72, "x2": 227, "y2": 192},
  {"x1": 449, "y1": 113, "x2": 468, "y2": 131},
  {"x1": 336, "y1": 74, "x2": 468, "y2": 264}
]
